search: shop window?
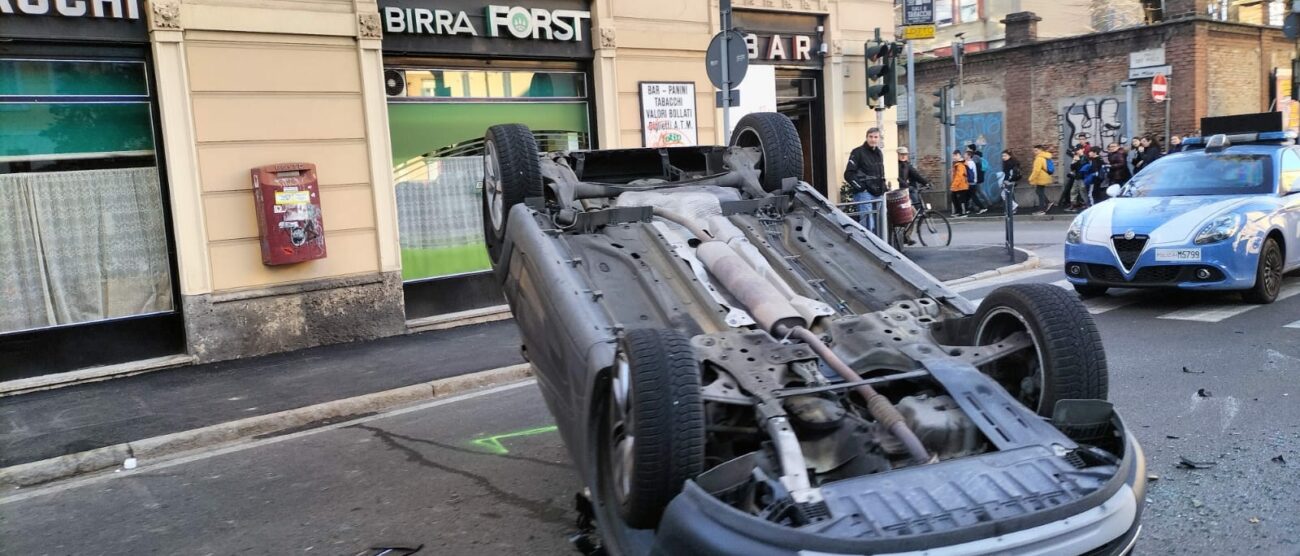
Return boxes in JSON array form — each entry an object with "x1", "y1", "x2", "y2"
[
  {"x1": 397, "y1": 69, "x2": 586, "y2": 100},
  {"x1": 0, "y1": 58, "x2": 173, "y2": 335},
  {"x1": 387, "y1": 70, "x2": 590, "y2": 282}
]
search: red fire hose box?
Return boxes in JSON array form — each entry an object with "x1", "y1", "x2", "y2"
[{"x1": 251, "y1": 163, "x2": 327, "y2": 265}]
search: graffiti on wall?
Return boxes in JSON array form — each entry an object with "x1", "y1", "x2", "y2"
[
  {"x1": 955, "y1": 111, "x2": 1003, "y2": 203},
  {"x1": 1060, "y1": 97, "x2": 1127, "y2": 151}
]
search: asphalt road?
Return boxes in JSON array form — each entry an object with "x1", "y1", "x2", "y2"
[{"x1": 3, "y1": 219, "x2": 1297, "y2": 555}]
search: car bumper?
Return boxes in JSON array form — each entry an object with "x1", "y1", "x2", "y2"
[
  {"x1": 651, "y1": 434, "x2": 1147, "y2": 556},
  {"x1": 1064, "y1": 240, "x2": 1255, "y2": 290}
]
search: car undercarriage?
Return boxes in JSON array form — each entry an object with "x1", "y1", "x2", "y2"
[{"x1": 482, "y1": 113, "x2": 1145, "y2": 555}]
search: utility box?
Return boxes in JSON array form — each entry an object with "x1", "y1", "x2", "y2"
[{"x1": 251, "y1": 162, "x2": 327, "y2": 265}]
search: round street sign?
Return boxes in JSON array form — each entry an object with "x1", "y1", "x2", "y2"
[
  {"x1": 1152, "y1": 73, "x2": 1168, "y2": 103},
  {"x1": 706, "y1": 30, "x2": 749, "y2": 90}
]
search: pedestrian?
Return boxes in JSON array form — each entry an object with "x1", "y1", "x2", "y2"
[
  {"x1": 843, "y1": 127, "x2": 887, "y2": 233},
  {"x1": 1169, "y1": 135, "x2": 1182, "y2": 153},
  {"x1": 950, "y1": 150, "x2": 972, "y2": 217},
  {"x1": 1073, "y1": 133, "x2": 1092, "y2": 154},
  {"x1": 1064, "y1": 145, "x2": 1089, "y2": 212},
  {"x1": 1127, "y1": 137, "x2": 1143, "y2": 176},
  {"x1": 1083, "y1": 146, "x2": 1107, "y2": 204},
  {"x1": 1106, "y1": 142, "x2": 1131, "y2": 190},
  {"x1": 1140, "y1": 135, "x2": 1162, "y2": 169},
  {"x1": 1000, "y1": 149, "x2": 1023, "y2": 214},
  {"x1": 1028, "y1": 145, "x2": 1055, "y2": 215},
  {"x1": 964, "y1": 145, "x2": 990, "y2": 214},
  {"x1": 897, "y1": 147, "x2": 931, "y2": 245}
]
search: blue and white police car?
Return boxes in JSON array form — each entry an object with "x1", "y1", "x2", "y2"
[{"x1": 1064, "y1": 123, "x2": 1300, "y2": 304}]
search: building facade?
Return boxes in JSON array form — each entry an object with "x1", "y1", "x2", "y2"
[
  {"x1": 904, "y1": 3, "x2": 1295, "y2": 208},
  {"x1": 0, "y1": 0, "x2": 899, "y2": 384},
  {"x1": 901, "y1": 0, "x2": 1093, "y2": 56}
]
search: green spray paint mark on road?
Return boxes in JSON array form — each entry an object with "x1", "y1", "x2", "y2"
[{"x1": 470, "y1": 425, "x2": 559, "y2": 455}]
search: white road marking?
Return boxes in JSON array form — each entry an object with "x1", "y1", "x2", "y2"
[
  {"x1": 0, "y1": 380, "x2": 538, "y2": 505},
  {"x1": 1080, "y1": 293, "x2": 1146, "y2": 315},
  {"x1": 966, "y1": 280, "x2": 1071, "y2": 308},
  {"x1": 1157, "y1": 283, "x2": 1300, "y2": 323},
  {"x1": 1285, "y1": 320, "x2": 1300, "y2": 329},
  {"x1": 949, "y1": 268, "x2": 1059, "y2": 293}
]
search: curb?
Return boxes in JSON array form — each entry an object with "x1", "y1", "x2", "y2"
[
  {"x1": 943, "y1": 248, "x2": 1041, "y2": 288},
  {"x1": 0, "y1": 364, "x2": 534, "y2": 490},
  {"x1": 949, "y1": 214, "x2": 1070, "y2": 223}
]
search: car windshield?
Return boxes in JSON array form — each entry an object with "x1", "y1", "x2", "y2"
[{"x1": 1124, "y1": 152, "x2": 1274, "y2": 197}]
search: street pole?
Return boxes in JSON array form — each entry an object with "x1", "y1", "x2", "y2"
[
  {"x1": 1121, "y1": 81, "x2": 1136, "y2": 142},
  {"x1": 720, "y1": 0, "x2": 733, "y2": 139},
  {"x1": 906, "y1": 42, "x2": 917, "y2": 156},
  {"x1": 1164, "y1": 76, "x2": 1172, "y2": 147}
]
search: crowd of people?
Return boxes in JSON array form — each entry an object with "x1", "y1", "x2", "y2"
[{"x1": 840, "y1": 129, "x2": 1189, "y2": 232}]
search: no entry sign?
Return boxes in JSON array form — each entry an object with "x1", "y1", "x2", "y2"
[{"x1": 1152, "y1": 73, "x2": 1168, "y2": 102}]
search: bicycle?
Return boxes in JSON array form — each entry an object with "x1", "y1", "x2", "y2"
[{"x1": 888, "y1": 184, "x2": 952, "y2": 251}]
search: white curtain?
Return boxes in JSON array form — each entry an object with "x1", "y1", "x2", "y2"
[{"x1": 0, "y1": 167, "x2": 173, "y2": 334}]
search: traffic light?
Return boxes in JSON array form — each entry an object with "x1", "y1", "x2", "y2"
[
  {"x1": 866, "y1": 39, "x2": 894, "y2": 107},
  {"x1": 932, "y1": 87, "x2": 950, "y2": 125}
]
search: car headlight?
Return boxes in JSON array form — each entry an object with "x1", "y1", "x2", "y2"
[
  {"x1": 1194, "y1": 214, "x2": 1241, "y2": 245},
  {"x1": 1066, "y1": 216, "x2": 1085, "y2": 245}
]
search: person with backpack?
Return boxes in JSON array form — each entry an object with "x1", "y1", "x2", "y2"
[
  {"x1": 1028, "y1": 145, "x2": 1055, "y2": 215},
  {"x1": 843, "y1": 127, "x2": 887, "y2": 233},
  {"x1": 950, "y1": 150, "x2": 973, "y2": 217},
  {"x1": 1000, "y1": 149, "x2": 1023, "y2": 214},
  {"x1": 1078, "y1": 147, "x2": 1106, "y2": 206},
  {"x1": 964, "y1": 145, "x2": 990, "y2": 214},
  {"x1": 1063, "y1": 145, "x2": 1089, "y2": 212}
]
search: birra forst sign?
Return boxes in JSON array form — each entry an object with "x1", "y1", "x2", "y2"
[{"x1": 383, "y1": 4, "x2": 591, "y2": 42}]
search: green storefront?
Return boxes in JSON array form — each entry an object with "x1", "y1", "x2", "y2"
[{"x1": 380, "y1": 0, "x2": 594, "y2": 319}]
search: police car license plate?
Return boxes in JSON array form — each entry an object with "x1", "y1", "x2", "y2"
[{"x1": 1155, "y1": 248, "x2": 1202, "y2": 262}]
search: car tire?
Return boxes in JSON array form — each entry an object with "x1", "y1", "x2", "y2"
[
  {"x1": 482, "y1": 124, "x2": 543, "y2": 265},
  {"x1": 1243, "y1": 238, "x2": 1283, "y2": 304},
  {"x1": 729, "y1": 112, "x2": 804, "y2": 192},
  {"x1": 972, "y1": 284, "x2": 1108, "y2": 417},
  {"x1": 602, "y1": 328, "x2": 704, "y2": 529},
  {"x1": 1073, "y1": 284, "x2": 1109, "y2": 298}
]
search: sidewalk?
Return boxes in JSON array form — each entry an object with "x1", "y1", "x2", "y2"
[{"x1": 0, "y1": 245, "x2": 1034, "y2": 484}]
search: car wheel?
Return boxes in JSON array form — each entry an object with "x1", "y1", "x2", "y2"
[
  {"x1": 1243, "y1": 238, "x2": 1284, "y2": 304},
  {"x1": 482, "y1": 124, "x2": 543, "y2": 265},
  {"x1": 600, "y1": 328, "x2": 704, "y2": 529},
  {"x1": 729, "y1": 112, "x2": 804, "y2": 192},
  {"x1": 1073, "y1": 284, "x2": 1109, "y2": 298},
  {"x1": 972, "y1": 284, "x2": 1108, "y2": 417}
]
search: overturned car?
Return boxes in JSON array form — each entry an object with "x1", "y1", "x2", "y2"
[{"x1": 482, "y1": 113, "x2": 1145, "y2": 555}]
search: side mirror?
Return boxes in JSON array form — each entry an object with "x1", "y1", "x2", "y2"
[{"x1": 1106, "y1": 184, "x2": 1121, "y2": 198}]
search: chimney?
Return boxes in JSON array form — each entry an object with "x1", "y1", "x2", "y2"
[
  {"x1": 1001, "y1": 11, "x2": 1042, "y2": 47},
  {"x1": 1163, "y1": 0, "x2": 1211, "y2": 20}
]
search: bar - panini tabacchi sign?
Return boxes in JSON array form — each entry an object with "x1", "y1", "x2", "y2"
[
  {"x1": 0, "y1": 0, "x2": 141, "y2": 19},
  {"x1": 383, "y1": 4, "x2": 591, "y2": 42}
]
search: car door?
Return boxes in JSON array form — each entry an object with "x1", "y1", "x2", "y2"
[{"x1": 1280, "y1": 149, "x2": 1300, "y2": 268}]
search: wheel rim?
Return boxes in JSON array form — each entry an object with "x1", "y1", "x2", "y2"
[
  {"x1": 484, "y1": 140, "x2": 505, "y2": 234},
  {"x1": 733, "y1": 127, "x2": 767, "y2": 182},
  {"x1": 974, "y1": 307, "x2": 1047, "y2": 412},
  {"x1": 1263, "y1": 246, "x2": 1282, "y2": 297},
  {"x1": 608, "y1": 354, "x2": 635, "y2": 506}
]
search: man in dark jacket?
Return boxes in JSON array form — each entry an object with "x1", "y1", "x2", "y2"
[
  {"x1": 844, "y1": 128, "x2": 886, "y2": 232},
  {"x1": 964, "y1": 145, "x2": 990, "y2": 214},
  {"x1": 1106, "y1": 142, "x2": 1131, "y2": 187},
  {"x1": 896, "y1": 147, "x2": 931, "y2": 244}
]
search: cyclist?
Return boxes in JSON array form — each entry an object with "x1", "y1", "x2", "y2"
[{"x1": 897, "y1": 147, "x2": 932, "y2": 245}]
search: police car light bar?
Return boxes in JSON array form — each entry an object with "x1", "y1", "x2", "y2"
[{"x1": 1181, "y1": 130, "x2": 1296, "y2": 149}]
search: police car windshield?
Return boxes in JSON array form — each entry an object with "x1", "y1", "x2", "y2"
[{"x1": 1125, "y1": 152, "x2": 1273, "y2": 197}]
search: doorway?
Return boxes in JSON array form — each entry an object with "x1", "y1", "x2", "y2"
[{"x1": 776, "y1": 70, "x2": 826, "y2": 195}]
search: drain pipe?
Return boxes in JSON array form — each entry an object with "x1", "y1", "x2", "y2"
[{"x1": 779, "y1": 325, "x2": 932, "y2": 465}]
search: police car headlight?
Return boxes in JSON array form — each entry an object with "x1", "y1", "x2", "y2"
[
  {"x1": 1066, "y1": 216, "x2": 1085, "y2": 245},
  {"x1": 1194, "y1": 214, "x2": 1241, "y2": 245}
]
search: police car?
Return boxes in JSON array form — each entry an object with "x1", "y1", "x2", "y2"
[{"x1": 1064, "y1": 115, "x2": 1300, "y2": 303}]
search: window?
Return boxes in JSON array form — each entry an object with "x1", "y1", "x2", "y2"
[
  {"x1": 395, "y1": 69, "x2": 586, "y2": 100},
  {"x1": 935, "y1": 0, "x2": 953, "y2": 26},
  {"x1": 1280, "y1": 149, "x2": 1300, "y2": 194},
  {"x1": 0, "y1": 58, "x2": 173, "y2": 335},
  {"x1": 957, "y1": 0, "x2": 979, "y2": 23}
]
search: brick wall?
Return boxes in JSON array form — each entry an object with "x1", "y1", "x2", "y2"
[{"x1": 905, "y1": 16, "x2": 1290, "y2": 198}]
